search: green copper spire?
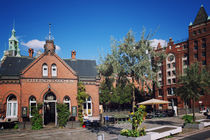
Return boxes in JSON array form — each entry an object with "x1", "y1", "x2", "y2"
[{"x1": 8, "y1": 25, "x2": 21, "y2": 57}]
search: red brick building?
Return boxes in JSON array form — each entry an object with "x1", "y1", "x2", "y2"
[
  {"x1": 154, "y1": 5, "x2": 210, "y2": 111},
  {"x1": 0, "y1": 29, "x2": 100, "y2": 125}
]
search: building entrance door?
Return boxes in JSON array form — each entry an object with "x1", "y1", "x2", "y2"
[
  {"x1": 43, "y1": 91, "x2": 57, "y2": 126},
  {"x1": 44, "y1": 102, "x2": 55, "y2": 125}
]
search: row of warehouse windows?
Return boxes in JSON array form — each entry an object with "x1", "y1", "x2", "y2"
[{"x1": 42, "y1": 64, "x2": 57, "y2": 77}]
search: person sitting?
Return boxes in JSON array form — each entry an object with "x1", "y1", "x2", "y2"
[{"x1": 203, "y1": 109, "x2": 210, "y2": 119}]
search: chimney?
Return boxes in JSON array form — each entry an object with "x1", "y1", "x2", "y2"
[
  {"x1": 44, "y1": 40, "x2": 56, "y2": 53},
  {"x1": 71, "y1": 50, "x2": 76, "y2": 59},
  {"x1": 28, "y1": 48, "x2": 34, "y2": 58}
]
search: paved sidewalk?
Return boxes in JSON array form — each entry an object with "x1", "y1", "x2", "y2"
[
  {"x1": 0, "y1": 113, "x2": 208, "y2": 140},
  {"x1": 166, "y1": 127, "x2": 210, "y2": 140}
]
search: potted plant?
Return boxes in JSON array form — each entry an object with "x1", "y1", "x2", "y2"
[{"x1": 118, "y1": 105, "x2": 150, "y2": 140}]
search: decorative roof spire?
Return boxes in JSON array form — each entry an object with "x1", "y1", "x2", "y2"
[
  {"x1": 49, "y1": 23, "x2": 51, "y2": 40},
  {"x1": 12, "y1": 19, "x2": 15, "y2": 35},
  {"x1": 13, "y1": 19, "x2": 15, "y2": 29}
]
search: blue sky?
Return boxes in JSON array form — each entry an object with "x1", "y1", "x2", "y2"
[{"x1": 0, "y1": 0, "x2": 209, "y2": 62}]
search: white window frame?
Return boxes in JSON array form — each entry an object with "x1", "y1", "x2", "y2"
[
  {"x1": 63, "y1": 96, "x2": 71, "y2": 113},
  {"x1": 83, "y1": 97, "x2": 92, "y2": 116},
  {"x1": 51, "y1": 64, "x2": 57, "y2": 77},
  {"x1": 6, "y1": 95, "x2": 18, "y2": 118},
  {"x1": 42, "y1": 64, "x2": 48, "y2": 77},
  {"x1": 29, "y1": 96, "x2": 37, "y2": 118}
]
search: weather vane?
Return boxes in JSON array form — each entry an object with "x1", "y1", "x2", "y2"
[{"x1": 49, "y1": 23, "x2": 51, "y2": 40}]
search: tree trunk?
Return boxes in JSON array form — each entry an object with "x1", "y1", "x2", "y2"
[
  {"x1": 185, "y1": 102, "x2": 188, "y2": 115},
  {"x1": 192, "y1": 98, "x2": 195, "y2": 122},
  {"x1": 132, "y1": 77, "x2": 135, "y2": 130},
  {"x1": 132, "y1": 77, "x2": 135, "y2": 113}
]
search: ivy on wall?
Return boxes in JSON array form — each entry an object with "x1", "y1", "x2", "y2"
[
  {"x1": 31, "y1": 103, "x2": 43, "y2": 130},
  {"x1": 57, "y1": 103, "x2": 70, "y2": 128},
  {"x1": 77, "y1": 82, "x2": 88, "y2": 125}
]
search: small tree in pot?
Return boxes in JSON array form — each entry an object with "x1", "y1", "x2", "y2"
[{"x1": 120, "y1": 105, "x2": 147, "y2": 137}]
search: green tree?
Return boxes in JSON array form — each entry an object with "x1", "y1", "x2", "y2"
[
  {"x1": 176, "y1": 62, "x2": 210, "y2": 122},
  {"x1": 99, "y1": 77, "x2": 113, "y2": 109},
  {"x1": 99, "y1": 29, "x2": 165, "y2": 113},
  {"x1": 111, "y1": 83, "x2": 133, "y2": 105}
]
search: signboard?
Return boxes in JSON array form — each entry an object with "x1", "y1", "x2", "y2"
[
  {"x1": 71, "y1": 106, "x2": 77, "y2": 117},
  {"x1": 99, "y1": 105, "x2": 103, "y2": 114},
  {"x1": 22, "y1": 107, "x2": 27, "y2": 118}
]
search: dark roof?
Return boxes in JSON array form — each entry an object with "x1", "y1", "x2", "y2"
[
  {"x1": 193, "y1": 6, "x2": 208, "y2": 25},
  {"x1": 0, "y1": 56, "x2": 34, "y2": 76},
  {"x1": 64, "y1": 59, "x2": 98, "y2": 79},
  {"x1": 0, "y1": 56, "x2": 98, "y2": 79}
]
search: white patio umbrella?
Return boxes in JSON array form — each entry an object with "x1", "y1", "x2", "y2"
[
  {"x1": 137, "y1": 98, "x2": 170, "y2": 113},
  {"x1": 137, "y1": 98, "x2": 170, "y2": 105}
]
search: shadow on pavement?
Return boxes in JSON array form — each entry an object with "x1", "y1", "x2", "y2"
[
  {"x1": 144, "y1": 120, "x2": 180, "y2": 126},
  {"x1": 87, "y1": 125, "x2": 122, "y2": 135}
]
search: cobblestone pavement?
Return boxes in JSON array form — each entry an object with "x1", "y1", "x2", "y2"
[{"x1": 0, "y1": 114, "x2": 207, "y2": 140}]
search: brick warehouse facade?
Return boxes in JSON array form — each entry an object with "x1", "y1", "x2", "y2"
[
  {"x1": 0, "y1": 28, "x2": 100, "y2": 125},
  {"x1": 154, "y1": 5, "x2": 210, "y2": 111}
]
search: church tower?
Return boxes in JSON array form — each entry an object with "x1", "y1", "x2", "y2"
[{"x1": 8, "y1": 27, "x2": 21, "y2": 57}]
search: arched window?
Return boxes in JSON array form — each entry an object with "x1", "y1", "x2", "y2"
[
  {"x1": 83, "y1": 96, "x2": 92, "y2": 116},
  {"x1": 63, "y1": 96, "x2": 71, "y2": 112},
  {"x1": 51, "y1": 64, "x2": 57, "y2": 77},
  {"x1": 6, "y1": 94, "x2": 18, "y2": 118},
  {"x1": 29, "y1": 96, "x2": 37, "y2": 117},
  {"x1": 42, "y1": 64, "x2": 48, "y2": 77}
]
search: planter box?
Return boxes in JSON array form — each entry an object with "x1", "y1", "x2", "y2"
[
  {"x1": 184, "y1": 123, "x2": 204, "y2": 130},
  {"x1": 196, "y1": 119, "x2": 210, "y2": 127},
  {"x1": 118, "y1": 126, "x2": 182, "y2": 140},
  {"x1": 118, "y1": 134, "x2": 151, "y2": 140},
  {"x1": 146, "y1": 126, "x2": 182, "y2": 140}
]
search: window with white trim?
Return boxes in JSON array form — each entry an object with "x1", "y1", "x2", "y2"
[
  {"x1": 6, "y1": 95, "x2": 18, "y2": 118},
  {"x1": 83, "y1": 96, "x2": 92, "y2": 116},
  {"x1": 51, "y1": 64, "x2": 57, "y2": 77},
  {"x1": 29, "y1": 96, "x2": 37, "y2": 118},
  {"x1": 63, "y1": 96, "x2": 71, "y2": 113},
  {"x1": 42, "y1": 64, "x2": 48, "y2": 77}
]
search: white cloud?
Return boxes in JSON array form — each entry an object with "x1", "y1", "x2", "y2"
[
  {"x1": 21, "y1": 39, "x2": 61, "y2": 51},
  {"x1": 150, "y1": 39, "x2": 167, "y2": 48}
]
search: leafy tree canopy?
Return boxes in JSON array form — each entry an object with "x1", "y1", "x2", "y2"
[
  {"x1": 98, "y1": 29, "x2": 165, "y2": 111},
  {"x1": 176, "y1": 62, "x2": 210, "y2": 121}
]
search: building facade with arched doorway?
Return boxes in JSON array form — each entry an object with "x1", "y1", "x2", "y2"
[{"x1": 0, "y1": 32, "x2": 100, "y2": 126}]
